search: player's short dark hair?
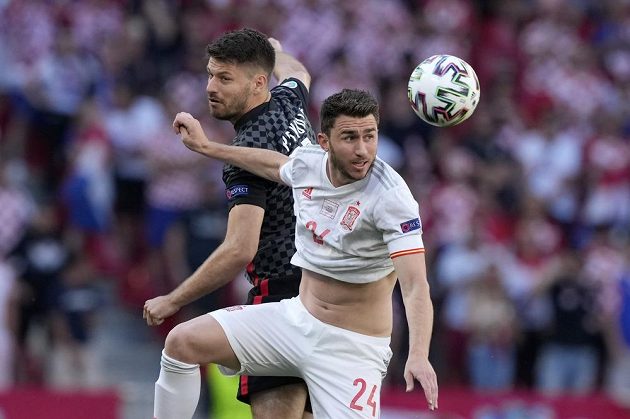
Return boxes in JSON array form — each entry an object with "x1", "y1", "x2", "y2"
[
  {"x1": 320, "y1": 89, "x2": 380, "y2": 135},
  {"x1": 206, "y1": 28, "x2": 275, "y2": 76}
]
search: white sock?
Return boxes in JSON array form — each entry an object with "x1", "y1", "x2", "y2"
[{"x1": 153, "y1": 350, "x2": 200, "y2": 419}]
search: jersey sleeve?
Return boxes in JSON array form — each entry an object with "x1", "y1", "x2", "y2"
[
  {"x1": 272, "y1": 78, "x2": 309, "y2": 108},
  {"x1": 224, "y1": 169, "x2": 274, "y2": 211},
  {"x1": 279, "y1": 144, "x2": 320, "y2": 187},
  {"x1": 373, "y1": 185, "x2": 425, "y2": 259}
]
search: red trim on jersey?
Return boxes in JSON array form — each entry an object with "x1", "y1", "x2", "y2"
[
  {"x1": 390, "y1": 248, "x2": 425, "y2": 259},
  {"x1": 252, "y1": 279, "x2": 269, "y2": 305}
]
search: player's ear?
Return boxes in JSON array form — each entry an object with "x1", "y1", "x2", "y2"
[
  {"x1": 317, "y1": 133, "x2": 329, "y2": 151},
  {"x1": 253, "y1": 73, "x2": 267, "y2": 94}
]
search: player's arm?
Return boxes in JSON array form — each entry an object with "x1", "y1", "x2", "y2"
[
  {"x1": 268, "y1": 38, "x2": 311, "y2": 90},
  {"x1": 144, "y1": 204, "x2": 263, "y2": 325},
  {"x1": 392, "y1": 252, "x2": 438, "y2": 411},
  {"x1": 172, "y1": 112, "x2": 289, "y2": 184}
]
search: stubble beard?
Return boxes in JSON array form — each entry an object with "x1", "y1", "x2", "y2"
[
  {"x1": 209, "y1": 86, "x2": 252, "y2": 122},
  {"x1": 328, "y1": 147, "x2": 372, "y2": 184}
]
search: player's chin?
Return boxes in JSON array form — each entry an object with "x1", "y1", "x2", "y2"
[
  {"x1": 208, "y1": 104, "x2": 227, "y2": 119},
  {"x1": 350, "y1": 162, "x2": 372, "y2": 179}
]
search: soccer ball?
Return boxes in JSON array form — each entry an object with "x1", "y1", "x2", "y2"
[{"x1": 407, "y1": 54, "x2": 480, "y2": 127}]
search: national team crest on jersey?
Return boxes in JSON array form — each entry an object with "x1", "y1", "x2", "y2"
[
  {"x1": 340, "y1": 206, "x2": 360, "y2": 230},
  {"x1": 400, "y1": 218, "x2": 421, "y2": 233}
]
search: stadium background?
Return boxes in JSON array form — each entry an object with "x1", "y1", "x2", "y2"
[{"x1": 0, "y1": 0, "x2": 629, "y2": 418}]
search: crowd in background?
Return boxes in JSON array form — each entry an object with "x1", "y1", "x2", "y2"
[{"x1": 0, "y1": 0, "x2": 629, "y2": 412}]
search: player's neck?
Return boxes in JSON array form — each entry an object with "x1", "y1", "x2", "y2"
[
  {"x1": 246, "y1": 90, "x2": 271, "y2": 111},
  {"x1": 233, "y1": 91, "x2": 272, "y2": 125}
]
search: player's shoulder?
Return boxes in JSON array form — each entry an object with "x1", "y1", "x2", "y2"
[
  {"x1": 370, "y1": 157, "x2": 407, "y2": 191},
  {"x1": 271, "y1": 78, "x2": 309, "y2": 104},
  {"x1": 292, "y1": 143, "x2": 325, "y2": 157},
  {"x1": 272, "y1": 78, "x2": 308, "y2": 95},
  {"x1": 282, "y1": 143, "x2": 324, "y2": 184}
]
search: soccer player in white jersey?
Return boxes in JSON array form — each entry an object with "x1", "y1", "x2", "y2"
[{"x1": 145, "y1": 89, "x2": 438, "y2": 418}]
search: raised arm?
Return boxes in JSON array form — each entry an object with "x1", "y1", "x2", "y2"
[
  {"x1": 268, "y1": 38, "x2": 311, "y2": 90},
  {"x1": 392, "y1": 252, "x2": 438, "y2": 411},
  {"x1": 172, "y1": 112, "x2": 289, "y2": 184}
]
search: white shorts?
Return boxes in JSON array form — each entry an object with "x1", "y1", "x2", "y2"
[{"x1": 210, "y1": 296, "x2": 393, "y2": 418}]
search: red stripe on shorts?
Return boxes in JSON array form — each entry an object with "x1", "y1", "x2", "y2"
[
  {"x1": 242, "y1": 276, "x2": 269, "y2": 396},
  {"x1": 240, "y1": 374, "x2": 249, "y2": 395},
  {"x1": 246, "y1": 262, "x2": 259, "y2": 286}
]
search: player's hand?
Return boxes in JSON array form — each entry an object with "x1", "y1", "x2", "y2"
[
  {"x1": 404, "y1": 356, "x2": 438, "y2": 411},
  {"x1": 268, "y1": 37, "x2": 283, "y2": 52},
  {"x1": 173, "y1": 112, "x2": 210, "y2": 155},
  {"x1": 143, "y1": 295, "x2": 180, "y2": 326}
]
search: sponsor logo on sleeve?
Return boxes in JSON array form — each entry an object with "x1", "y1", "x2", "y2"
[
  {"x1": 224, "y1": 305, "x2": 246, "y2": 312},
  {"x1": 400, "y1": 218, "x2": 421, "y2": 233},
  {"x1": 226, "y1": 185, "x2": 249, "y2": 200},
  {"x1": 281, "y1": 80, "x2": 298, "y2": 89}
]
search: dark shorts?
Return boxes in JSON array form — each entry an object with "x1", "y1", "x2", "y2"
[{"x1": 236, "y1": 277, "x2": 312, "y2": 412}]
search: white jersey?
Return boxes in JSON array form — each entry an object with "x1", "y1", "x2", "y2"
[{"x1": 279, "y1": 144, "x2": 424, "y2": 284}]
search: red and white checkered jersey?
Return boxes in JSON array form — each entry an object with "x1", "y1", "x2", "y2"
[{"x1": 279, "y1": 145, "x2": 424, "y2": 284}]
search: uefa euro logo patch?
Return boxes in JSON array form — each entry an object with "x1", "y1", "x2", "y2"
[
  {"x1": 226, "y1": 185, "x2": 249, "y2": 200},
  {"x1": 281, "y1": 80, "x2": 298, "y2": 89},
  {"x1": 400, "y1": 218, "x2": 421, "y2": 233}
]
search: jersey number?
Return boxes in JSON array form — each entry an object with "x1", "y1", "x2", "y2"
[
  {"x1": 305, "y1": 221, "x2": 330, "y2": 245},
  {"x1": 349, "y1": 378, "x2": 378, "y2": 416}
]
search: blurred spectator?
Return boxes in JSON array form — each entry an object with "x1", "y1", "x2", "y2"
[
  {"x1": 0, "y1": 261, "x2": 18, "y2": 390},
  {"x1": 466, "y1": 264, "x2": 519, "y2": 392},
  {"x1": 534, "y1": 250, "x2": 602, "y2": 396},
  {"x1": 605, "y1": 250, "x2": 630, "y2": 408},
  {"x1": 48, "y1": 252, "x2": 105, "y2": 390},
  {"x1": 581, "y1": 112, "x2": 630, "y2": 228},
  {"x1": 0, "y1": 160, "x2": 32, "y2": 259},
  {"x1": 143, "y1": 73, "x2": 209, "y2": 292},
  {"x1": 509, "y1": 111, "x2": 583, "y2": 220},
  {"x1": 506, "y1": 197, "x2": 562, "y2": 388},
  {"x1": 434, "y1": 225, "x2": 491, "y2": 385},
  {"x1": 103, "y1": 82, "x2": 156, "y2": 267},
  {"x1": 61, "y1": 99, "x2": 117, "y2": 275},
  {"x1": 9, "y1": 202, "x2": 70, "y2": 384},
  {"x1": 17, "y1": 26, "x2": 100, "y2": 189}
]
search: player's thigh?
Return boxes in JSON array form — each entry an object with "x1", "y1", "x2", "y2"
[
  {"x1": 211, "y1": 299, "x2": 306, "y2": 377},
  {"x1": 165, "y1": 312, "x2": 238, "y2": 368},
  {"x1": 250, "y1": 382, "x2": 309, "y2": 419},
  {"x1": 304, "y1": 333, "x2": 391, "y2": 418},
  {"x1": 306, "y1": 362, "x2": 386, "y2": 418}
]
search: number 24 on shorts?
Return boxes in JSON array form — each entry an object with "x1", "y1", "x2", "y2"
[{"x1": 350, "y1": 378, "x2": 378, "y2": 417}]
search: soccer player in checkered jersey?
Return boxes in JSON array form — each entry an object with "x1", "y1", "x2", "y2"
[
  {"x1": 150, "y1": 89, "x2": 439, "y2": 418},
  {"x1": 144, "y1": 28, "x2": 316, "y2": 418}
]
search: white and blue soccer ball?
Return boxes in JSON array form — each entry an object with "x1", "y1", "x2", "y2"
[{"x1": 407, "y1": 54, "x2": 480, "y2": 127}]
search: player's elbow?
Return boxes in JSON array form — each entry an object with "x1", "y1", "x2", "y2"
[{"x1": 224, "y1": 240, "x2": 258, "y2": 266}]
